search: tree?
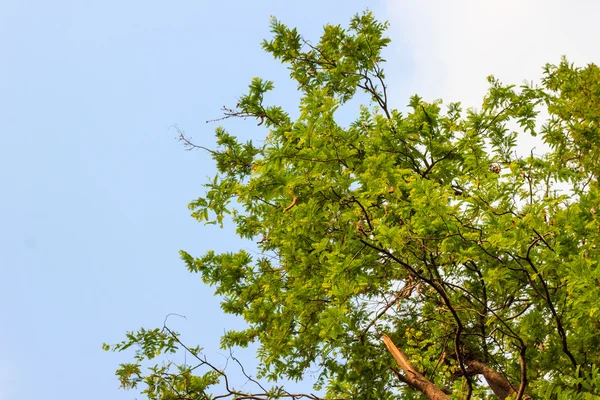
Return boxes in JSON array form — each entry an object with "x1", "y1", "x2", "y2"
[{"x1": 105, "y1": 11, "x2": 600, "y2": 400}]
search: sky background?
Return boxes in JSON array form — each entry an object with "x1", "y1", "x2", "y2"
[{"x1": 1, "y1": 1, "x2": 598, "y2": 399}]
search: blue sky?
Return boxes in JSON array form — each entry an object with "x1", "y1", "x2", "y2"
[
  {"x1": 1, "y1": 1, "x2": 598, "y2": 399},
  {"x1": 0, "y1": 2, "x2": 392, "y2": 399}
]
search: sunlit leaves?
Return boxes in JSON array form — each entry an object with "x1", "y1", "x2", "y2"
[{"x1": 109, "y1": 10, "x2": 600, "y2": 400}]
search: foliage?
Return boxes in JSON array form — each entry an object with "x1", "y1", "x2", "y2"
[{"x1": 105, "y1": 11, "x2": 600, "y2": 400}]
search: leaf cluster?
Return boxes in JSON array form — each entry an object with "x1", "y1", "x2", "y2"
[{"x1": 108, "y1": 11, "x2": 600, "y2": 400}]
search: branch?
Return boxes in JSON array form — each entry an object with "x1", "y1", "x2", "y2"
[
  {"x1": 466, "y1": 360, "x2": 531, "y2": 400},
  {"x1": 159, "y1": 320, "x2": 340, "y2": 400},
  {"x1": 382, "y1": 333, "x2": 450, "y2": 400},
  {"x1": 360, "y1": 239, "x2": 474, "y2": 399},
  {"x1": 173, "y1": 125, "x2": 217, "y2": 154}
]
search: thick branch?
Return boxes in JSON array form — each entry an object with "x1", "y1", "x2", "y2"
[
  {"x1": 382, "y1": 333, "x2": 450, "y2": 400},
  {"x1": 466, "y1": 360, "x2": 530, "y2": 400}
]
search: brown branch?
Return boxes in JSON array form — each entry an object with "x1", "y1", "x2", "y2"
[
  {"x1": 466, "y1": 360, "x2": 531, "y2": 400},
  {"x1": 284, "y1": 196, "x2": 298, "y2": 212},
  {"x1": 382, "y1": 333, "x2": 450, "y2": 400},
  {"x1": 360, "y1": 239, "x2": 473, "y2": 399}
]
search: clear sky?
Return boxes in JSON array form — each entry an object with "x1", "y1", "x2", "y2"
[{"x1": 1, "y1": 1, "x2": 598, "y2": 399}]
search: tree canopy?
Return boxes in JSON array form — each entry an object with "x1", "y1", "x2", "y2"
[{"x1": 105, "y1": 11, "x2": 600, "y2": 400}]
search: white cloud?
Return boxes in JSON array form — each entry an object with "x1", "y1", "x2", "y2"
[{"x1": 385, "y1": 0, "x2": 600, "y2": 110}]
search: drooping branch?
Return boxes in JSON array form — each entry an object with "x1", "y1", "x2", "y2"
[{"x1": 161, "y1": 323, "x2": 346, "y2": 400}]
